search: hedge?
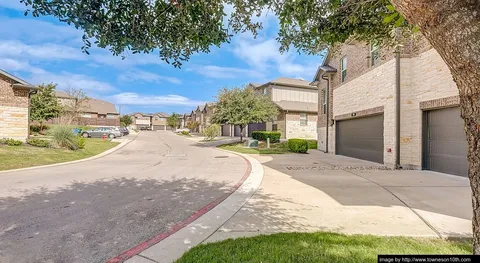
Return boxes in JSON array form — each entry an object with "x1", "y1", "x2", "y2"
[
  {"x1": 288, "y1": 139, "x2": 308, "y2": 153},
  {"x1": 251, "y1": 131, "x2": 281, "y2": 143},
  {"x1": 27, "y1": 138, "x2": 51, "y2": 148},
  {"x1": 30, "y1": 124, "x2": 50, "y2": 133},
  {"x1": 0, "y1": 138, "x2": 23, "y2": 146},
  {"x1": 307, "y1": 140, "x2": 318, "y2": 149}
]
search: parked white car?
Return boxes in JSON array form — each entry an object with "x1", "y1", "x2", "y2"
[{"x1": 176, "y1": 128, "x2": 190, "y2": 133}]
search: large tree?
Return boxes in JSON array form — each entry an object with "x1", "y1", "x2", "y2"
[
  {"x1": 30, "y1": 83, "x2": 63, "y2": 132},
  {"x1": 61, "y1": 86, "x2": 90, "y2": 125},
  {"x1": 21, "y1": 0, "x2": 480, "y2": 252},
  {"x1": 211, "y1": 86, "x2": 278, "y2": 142},
  {"x1": 167, "y1": 113, "x2": 182, "y2": 130}
]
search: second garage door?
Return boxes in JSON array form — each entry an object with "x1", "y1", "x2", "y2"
[
  {"x1": 336, "y1": 114, "x2": 384, "y2": 164},
  {"x1": 152, "y1": 125, "x2": 165, "y2": 131},
  {"x1": 424, "y1": 107, "x2": 468, "y2": 177}
]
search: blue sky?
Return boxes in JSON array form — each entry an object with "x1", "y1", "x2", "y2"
[{"x1": 0, "y1": 1, "x2": 324, "y2": 115}]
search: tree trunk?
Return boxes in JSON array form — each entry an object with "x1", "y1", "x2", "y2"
[{"x1": 391, "y1": 0, "x2": 480, "y2": 253}]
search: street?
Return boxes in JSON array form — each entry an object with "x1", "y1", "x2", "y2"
[{"x1": 0, "y1": 131, "x2": 247, "y2": 263}]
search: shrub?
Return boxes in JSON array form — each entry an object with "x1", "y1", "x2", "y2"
[
  {"x1": 27, "y1": 138, "x2": 51, "y2": 147},
  {"x1": 76, "y1": 137, "x2": 86, "y2": 149},
  {"x1": 307, "y1": 140, "x2": 318, "y2": 149},
  {"x1": 30, "y1": 124, "x2": 50, "y2": 133},
  {"x1": 288, "y1": 139, "x2": 309, "y2": 153},
  {"x1": 203, "y1": 124, "x2": 221, "y2": 141},
  {"x1": 49, "y1": 125, "x2": 80, "y2": 150},
  {"x1": 251, "y1": 131, "x2": 281, "y2": 143},
  {"x1": 181, "y1": 131, "x2": 190, "y2": 136},
  {"x1": 4, "y1": 138, "x2": 23, "y2": 146}
]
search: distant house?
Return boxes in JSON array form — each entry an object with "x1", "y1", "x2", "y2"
[
  {"x1": 130, "y1": 112, "x2": 170, "y2": 130},
  {"x1": 51, "y1": 90, "x2": 120, "y2": 126},
  {"x1": 0, "y1": 69, "x2": 37, "y2": 141},
  {"x1": 221, "y1": 77, "x2": 318, "y2": 139}
]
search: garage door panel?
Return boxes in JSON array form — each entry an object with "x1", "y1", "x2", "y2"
[
  {"x1": 336, "y1": 114, "x2": 384, "y2": 164},
  {"x1": 425, "y1": 107, "x2": 468, "y2": 177}
]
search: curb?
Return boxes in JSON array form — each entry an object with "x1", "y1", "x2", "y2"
[
  {"x1": 107, "y1": 149, "x2": 264, "y2": 263},
  {"x1": 0, "y1": 133, "x2": 140, "y2": 174}
]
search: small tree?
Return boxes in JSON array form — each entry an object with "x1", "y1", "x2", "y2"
[
  {"x1": 61, "y1": 86, "x2": 90, "y2": 125},
  {"x1": 211, "y1": 86, "x2": 278, "y2": 142},
  {"x1": 167, "y1": 113, "x2": 181, "y2": 130},
  {"x1": 120, "y1": 115, "x2": 133, "y2": 127},
  {"x1": 30, "y1": 83, "x2": 63, "y2": 132},
  {"x1": 203, "y1": 124, "x2": 221, "y2": 141},
  {"x1": 186, "y1": 121, "x2": 200, "y2": 132}
]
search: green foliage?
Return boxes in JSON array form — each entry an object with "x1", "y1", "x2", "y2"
[
  {"x1": 120, "y1": 115, "x2": 133, "y2": 127},
  {"x1": 49, "y1": 125, "x2": 80, "y2": 150},
  {"x1": 30, "y1": 124, "x2": 50, "y2": 133},
  {"x1": 167, "y1": 113, "x2": 182, "y2": 129},
  {"x1": 0, "y1": 138, "x2": 23, "y2": 146},
  {"x1": 20, "y1": 0, "x2": 413, "y2": 65},
  {"x1": 252, "y1": 131, "x2": 281, "y2": 143},
  {"x1": 27, "y1": 138, "x2": 51, "y2": 148},
  {"x1": 120, "y1": 122, "x2": 126, "y2": 127},
  {"x1": 211, "y1": 86, "x2": 278, "y2": 141},
  {"x1": 76, "y1": 137, "x2": 86, "y2": 149},
  {"x1": 30, "y1": 83, "x2": 63, "y2": 125},
  {"x1": 186, "y1": 121, "x2": 200, "y2": 131},
  {"x1": 202, "y1": 124, "x2": 221, "y2": 141},
  {"x1": 307, "y1": 139, "x2": 318, "y2": 149},
  {"x1": 288, "y1": 139, "x2": 308, "y2": 153},
  {"x1": 181, "y1": 131, "x2": 190, "y2": 136}
]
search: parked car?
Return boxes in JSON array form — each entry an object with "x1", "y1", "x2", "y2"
[
  {"x1": 120, "y1": 127, "x2": 129, "y2": 136},
  {"x1": 81, "y1": 127, "x2": 122, "y2": 139}
]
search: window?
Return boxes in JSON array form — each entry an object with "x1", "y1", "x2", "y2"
[
  {"x1": 370, "y1": 43, "x2": 380, "y2": 66},
  {"x1": 80, "y1": 113, "x2": 91, "y2": 118},
  {"x1": 263, "y1": 88, "x2": 267, "y2": 95},
  {"x1": 341, "y1": 56, "x2": 347, "y2": 83},
  {"x1": 272, "y1": 124, "x2": 278, "y2": 131},
  {"x1": 107, "y1": 114, "x2": 115, "y2": 119},
  {"x1": 300, "y1": 113, "x2": 308, "y2": 126},
  {"x1": 322, "y1": 89, "x2": 327, "y2": 114}
]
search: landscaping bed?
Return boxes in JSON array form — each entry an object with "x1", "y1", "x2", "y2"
[
  {"x1": 217, "y1": 141, "x2": 290, "y2": 154},
  {"x1": 176, "y1": 232, "x2": 471, "y2": 263},
  {"x1": 0, "y1": 138, "x2": 119, "y2": 171}
]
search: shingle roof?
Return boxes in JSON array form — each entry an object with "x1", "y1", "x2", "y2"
[
  {"x1": 258, "y1": 77, "x2": 317, "y2": 89},
  {"x1": 55, "y1": 90, "x2": 71, "y2": 98},
  {"x1": 154, "y1": 112, "x2": 170, "y2": 117},
  {"x1": 274, "y1": 100, "x2": 318, "y2": 113},
  {"x1": 85, "y1": 98, "x2": 118, "y2": 115},
  {"x1": 0, "y1": 69, "x2": 36, "y2": 89}
]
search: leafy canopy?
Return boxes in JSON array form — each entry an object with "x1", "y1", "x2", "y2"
[
  {"x1": 30, "y1": 83, "x2": 63, "y2": 124},
  {"x1": 167, "y1": 113, "x2": 182, "y2": 128},
  {"x1": 20, "y1": 0, "x2": 410, "y2": 66},
  {"x1": 120, "y1": 115, "x2": 133, "y2": 127},
  {"x1": 211, "y1": 86, "x2": 278, "y2": 127}
]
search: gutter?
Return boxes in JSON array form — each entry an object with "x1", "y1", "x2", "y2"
[
  {"x1": 395, "y1": 46, "x2": 401, "y2": 169},
  {"x1": 321, "y1": 74, "x2": 330, "y2": 153}
]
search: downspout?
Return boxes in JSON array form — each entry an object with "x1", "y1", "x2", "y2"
[
  {"x1": 321, "y1": 74, "x2": 330, "y2": 153},
  {"x1": 395, "y1": 46, "x2": 401, "y2": 169}
]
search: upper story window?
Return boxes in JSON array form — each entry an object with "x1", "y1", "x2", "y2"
[
  {"x1": 107, "y1": 114, "x2": 115, "y2": 119},
  {"x1": 370, "y1": 43, "x2": 380, "y2": 66},
  {"x1": 80, "y1": 113, "x2": 91, "y2": 118},
  {"x1": 341, "y1": 56, "x2": 347, "y2": 83},
  {"x1": 263, "y1": 88, "x2": 267, "y2": 95},
  {"x1": 322, "y1": 89, "x2": 327, "y2": 114},
  {"x1": 300, "y1": 113, "x2": 308, "y2": 126}
]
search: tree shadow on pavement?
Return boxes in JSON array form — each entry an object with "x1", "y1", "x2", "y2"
[{"x1": 0, "y1": 177, "x2": 232, "y2": 263}]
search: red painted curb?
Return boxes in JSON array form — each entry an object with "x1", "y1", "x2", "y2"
[{"x1": 107, "y1": 155, "x2": 252, "y2": 263}]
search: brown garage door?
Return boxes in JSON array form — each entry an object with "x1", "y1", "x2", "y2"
[
  {"x1": 248, "y1": 123, "x2": 266, "y2": 137},
  {"x1": 152, "y1": 125, "x2": 165, "y2": 131},
  {"x1": 221, "y1": 125, "x2": 230, "y2": 136},
  {"x1": 424, "y1": 107, "x2": 468, "y2": 177},
  {"x1": 336, "y1": 114, "x2": 384, "y2": 164},
  {"x1": 234, "y1": 125, "x2": 246, "y2": 137}
]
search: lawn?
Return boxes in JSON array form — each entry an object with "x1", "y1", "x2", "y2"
[
  {"x1": 218, "y1": 142, "x2": 290, "y2": 154},
  {"x1": 176, "y1": 232, "x2": 471, "y2": 263},
  {"x1": 0, "y1": 138, "x2": 119, "y2": 171}
]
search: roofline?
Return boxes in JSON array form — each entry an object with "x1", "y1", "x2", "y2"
[
  {"x1": 273, "y1": 101, "x2": 318, "y2": 113},
  {"x1": 0, "y1": 69, "x2": 35, "y2": 87},
  {"x1": 257, "y1": 80, "x2": 317, "y2": 90},
  {"x1": 12, "y1": 83, "x2": 38, "y2": 90}
]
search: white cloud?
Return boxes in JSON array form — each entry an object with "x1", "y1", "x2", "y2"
[
  {"x1": 0, "y1": 0, "x2": 25, "y2": 10},
  {"x1": 188, "y1": 65, "x2": 264, "y2": 79},
  {"x1": 110, "y1": 93, "x2": 204, "y2": 106},
  {"x1": 0, "y1": 58, "x2": 114, "y2": 92},
  {"x1": 0, "y1": 40, "x2": 85, "y2": 61},
  {"x1": 118, "y1": 69, "x2": 181, "y2": 84}
]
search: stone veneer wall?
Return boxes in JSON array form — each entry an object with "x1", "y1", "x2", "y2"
[
  {"x1": 0, "y1": 76, "x2": 29, "y2": 140},
  {"x1": 286, "y1": 112, "x2": 318, "y2": 139}
]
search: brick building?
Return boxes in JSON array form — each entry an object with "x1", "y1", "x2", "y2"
[
  {"x1": 313, "y1": 37, "x2": 466, "y2": 176},
  {"x1": 0, "y1": 70, "x2": 37, "y2": 141}
]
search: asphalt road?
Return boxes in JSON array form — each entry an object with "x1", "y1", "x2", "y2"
[{"x1": 0, "y1": 132, "x2": 247, "y2": 263}]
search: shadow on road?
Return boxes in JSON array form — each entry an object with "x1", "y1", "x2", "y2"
[{"x1": 0, "y1": 177, "x2": 231, "y2": 263}]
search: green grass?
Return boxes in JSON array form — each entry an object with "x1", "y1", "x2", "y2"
[
  {"x1": 176, "y1": 232, "x2": 472, "y2": 263},
  {"x1": 0, "y1": 138, "x2": 119, "y2": 171},
  {"x1": 218, "y1": 142, "x2": 290, "y2": 154}
]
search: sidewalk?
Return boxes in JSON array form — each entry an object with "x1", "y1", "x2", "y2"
[{"x1": 204, "y1": 150, "x2": 472, "y2": 243}]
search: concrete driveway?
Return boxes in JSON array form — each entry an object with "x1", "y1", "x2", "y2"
[
  {"x1": 0, "y1": 131, "x2": 247, "y2": 263},
  {"x1": 206, "y1": 150, "x2": 472, "y2": 242}
]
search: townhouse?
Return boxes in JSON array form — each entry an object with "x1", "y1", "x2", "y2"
[
  {"x1": 130, "y1": 112, "x2": 170, "y2": 130},
  {"x1": 312, "y1": 36, "x2": 466, "y2": 176}
]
